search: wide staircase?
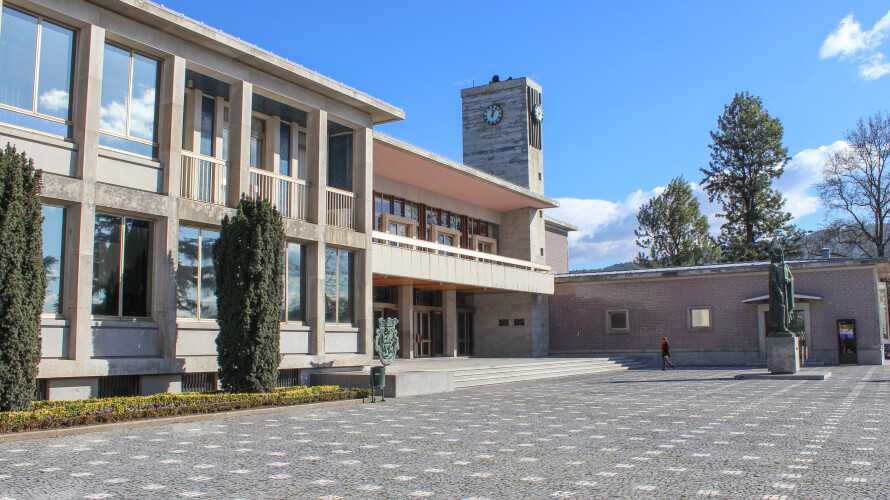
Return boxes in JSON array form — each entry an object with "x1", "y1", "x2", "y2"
[{"x1": 452, "y1": 357, "x2": 646, "y2": 389}]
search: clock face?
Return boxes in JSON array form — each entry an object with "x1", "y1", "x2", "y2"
[
  {"x1": 532, "y1": 103, "x2": 544, "y2": 123},
  {"x1": 483, "y1": 105, "x2": 502, "y2": 125}
]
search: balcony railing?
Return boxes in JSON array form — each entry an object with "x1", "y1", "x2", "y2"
[
  {"x1": 180, "y1": 151, "x2": 227, "y2": 206},
  {"x1": 371, "y1": 231, "x2": 551, "y2": 272},
  {"x1": 249, "y1": 169, "x2": 308, "y2": 220},
  {"x1": 326, "y1": 186, "x2": 355, "y2": 230}
]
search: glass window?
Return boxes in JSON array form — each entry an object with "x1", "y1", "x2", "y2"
[
  {"x1": 0, "y1": 7, "x2": 73, "y2": 136},
  {"x1": 99, "y1": 44, "x2": 159, "y2": 157},
  {"x1": 92, "y1": 214, "x2": 151, "y2": 317},
  {"x1": 42, "y1": 205, "x2": 65, "y2": 315},
  {"x1": 250, "y1": 117, "x2": 264, "y2": 168},
  {"x1": 283, "y1": 242, "x2": 305, "y2": 322},
  {"x1": 327, "y1": 130, "x2": 353, "y2": 191},
  {"x1": 607, "y1": 310, "x2": 628, "y2": 332},
  {"x1": 689, "y1": 307, "x2": 711, "y2": 329},
  {"x1": 199, "y1": 95, "x2": 215, "y2": 157},
  {"x1": 279, "y1": 122, "x2": 290, "y2": 176},
  {"x1": 176, "y1": 226, "x2": 219, "y2": 320},
  {"x1": 222, "y1": 107, "x2": 229, "y2": 161},
  {"x1": 325, "y1": 248, "x2": 353, "y2": 324},
  {"x1": 297, "y1": 131, "x2": 307, "y2": 179}
]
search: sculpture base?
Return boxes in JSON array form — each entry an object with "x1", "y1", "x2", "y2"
[{"x1": 767, "y1": 335, "x2": 800, "y2": 374}]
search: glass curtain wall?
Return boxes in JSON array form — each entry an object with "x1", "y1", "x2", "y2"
[
  {"x1": 324, "y1": 248, "x2": 353, "y2": 324},
  {"x1": 98, "y1": 44, "x2": 159, "y2": 157},
  {"x1": 41, "y1": 205, "x2": 66, "y2": 315},
  {"x1": 92, "y1": 214, "x2": 151, "y2": 317},
  {"x1": 0, "y1": 6, "x2": 74, "y2": 136},
  {"x1": 176, "y1": 226, "x2": 219, "y2": 320}
]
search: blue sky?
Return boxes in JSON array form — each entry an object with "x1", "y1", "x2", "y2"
[{"x1": 164, "y1": 0, "x2": 890, "y2": 269}]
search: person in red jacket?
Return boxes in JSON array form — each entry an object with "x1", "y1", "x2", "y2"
[{"x1": 661, "y1": 337, "x2": 676, "y2": 370}]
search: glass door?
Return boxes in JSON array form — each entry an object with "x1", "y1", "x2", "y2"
[
  {"x1": 415, "y1": 311, "x2": 431, "y2": 357},
  {"x1": 458, "y1": 312, "x2": 473, "y2": 356},
  {"x1": 837, "y1": 319, "x2": 857, "y2": 364},
  {"x1": 432, "y1": 311, "x2": 443, "y2": 356}
]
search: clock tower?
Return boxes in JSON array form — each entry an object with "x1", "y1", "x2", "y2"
[{"x1": 461, "y1": 76, "x2": 544, "y2": 195}]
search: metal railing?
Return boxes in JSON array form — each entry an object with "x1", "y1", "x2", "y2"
[
  {"x1": 180, "y1": 151, "x2": 228, "y2": 206},
  {"x1": 249, "y1": 168, "x2": 308, "y2": 220},
  {"x1": 371, "y1": 231, "x2": 551, "y2": 272},
  {"x1": 326, "y1": 186, "x2": 355, "y2": 229}
]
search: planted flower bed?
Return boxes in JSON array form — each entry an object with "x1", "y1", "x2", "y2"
[{"x1": 0, "y1": 385, "x2": 370, "y2": 433}]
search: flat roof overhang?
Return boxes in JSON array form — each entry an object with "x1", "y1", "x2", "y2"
[
  {"x1": 373, "y1": 134, "x2": 558, "y2": 213},
  {"x1": 373, "y1": 275, "x2": 516, "y2": 294},
  {"x1": 90, "y1": 0, "x2": 404, "y2": 125}
]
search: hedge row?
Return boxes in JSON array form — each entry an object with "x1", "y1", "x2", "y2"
[{"x1": 0, "y1": 385, "x2": 370, "y2": 433}]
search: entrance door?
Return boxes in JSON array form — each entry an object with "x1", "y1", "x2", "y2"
[
  {"x1": 837, "y1": 319, "x2": 857, "y2": 364},
  {"x1": 415, "y1": 311, "x2": 431, "y2": 357},
  {"x1": 431, "y1": 312, "x2": 443, "y2": 356},
  {"x1": 458, "y1": 312, "x2": 474, "y2": 356}
]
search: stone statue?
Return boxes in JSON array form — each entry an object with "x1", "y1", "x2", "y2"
[
  {"x1": 768, "y1": 247, "x2": 794, "y2": 337},
  {"x1": 374, "y1": 317, "x2": 399, "y2": 366}
]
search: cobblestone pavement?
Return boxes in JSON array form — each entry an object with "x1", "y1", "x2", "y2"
[{"x1": 1, "y1": 366, "x2": 888, "y2": 499}]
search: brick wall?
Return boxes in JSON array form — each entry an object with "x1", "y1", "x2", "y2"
[
  {"x1": 545, "y1": 227, "x2": 569, "y2": 274},
  {"x1": 549, "y1": 266, "x2": 883, "y2": 365}
]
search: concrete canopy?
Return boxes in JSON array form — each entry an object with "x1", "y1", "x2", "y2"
[{"x1": 373, "y1": 133, "x2": 558, "y2": 213}]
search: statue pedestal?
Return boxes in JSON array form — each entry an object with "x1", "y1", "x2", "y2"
[{"x1": 767, "y1": 335, "x2": 800, "y2": 374}]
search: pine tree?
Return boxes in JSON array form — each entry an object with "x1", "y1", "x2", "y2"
[
  {"x1": 634, "y1": 176, "x2": 719, "y2": 268},
  {"x1": 213, "y1": 196, "x2": 284, "y2": 393},
  {"x1": 700, "y1": 92, "x2": 802, "y2": 262},
  {"x1": 0, "y1": 144, "x2": 46, "y2": 411}
]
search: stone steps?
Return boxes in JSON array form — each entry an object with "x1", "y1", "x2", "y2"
[{"x1": 453, "y1": 357, "x2": 645, "y2": 388}]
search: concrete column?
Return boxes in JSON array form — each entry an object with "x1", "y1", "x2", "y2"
[
  {"x1": 228, "y1": 81, "x2": 252, "y2": 206},
  {"x1": 182, "y1": 89, "x2": 201, "y2": 154},
  {"x1": 68, "y1": 25, "x2": 105, "y2": 361},
  {"x1": 398, "y1": 285, "x2": 414, "y2": 359},
  {"x1": 158, "y1": 55, "x2": 186, "y2": 196},
  {"x1": 306, "y1": 110, "x2": 328, "y2": 225},
  {"x1": 443, "y1": 290, "x2": 458, "y2": 357},
  {"x1": 155, "y1": 55, "x2": 186, "y2": 361},
  {"x1": 306, "y1": 110, "x2": 328, "y2": 355},
  {"x1": 353, "y1": 127, "x2": 373, "y2": 233},
  {"x1": 355, "y1": 249, "x2": 372, "y2": 357},
  {"x1": 354, "y1": 127, "x2": 373, "y2": 356}
]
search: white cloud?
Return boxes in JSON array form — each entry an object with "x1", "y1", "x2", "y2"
[
  {"x1": 820, "y1": 11, "x2": 890, "y2": 80},
  {"x1": 551, "y1": 145, "x2": 840, "y2": 270},
  {"x1": 37, "y1": 89, "x2": 69, "y2": 113}
]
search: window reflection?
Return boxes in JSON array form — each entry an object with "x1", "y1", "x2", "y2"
[
  {"x1": 283, "y1": 242, "x2": 304, "y2": 322},
  {"x1": 324, "y1": 248, "x2": 353, "y2": 324},
  {"x1": 0, "y1": 7, "x2": 74, "y2": 136},
  {"x1": 176, "y1": 226, "x2": 218, "y2": 320},
  {"x1": 92, "y1": 214, "x2": 151, "y2": 317},
  {"x1": 42, "y1": 206, "x2": 65, "y2": 315},
  {"x1": 99, "y1": 44, "x2": 159, "y2": 156}
]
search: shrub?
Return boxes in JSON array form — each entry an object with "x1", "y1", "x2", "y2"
[
  {"x1": 0, "y1": 144, "x2": 45, "y2": 411},
  {"x1": 214, "y1": 196, "x2": 285, "y2": 393},
  {"x1": 0, "y1": 385, "x2": 370, "y2": 433}
]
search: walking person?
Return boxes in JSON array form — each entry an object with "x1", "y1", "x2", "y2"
[{"x1": 661, "y1": 337, "x2": 676, "y2": 370}]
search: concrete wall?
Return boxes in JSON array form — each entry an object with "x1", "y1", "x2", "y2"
[
  {"x1": 550, "y1": 265, "x2": 887, "y2": 366},
  {"x1": 474, "y1": 293, "x2": 548, "y2": 357},
  {"x1": 461, "y1": 78, "x2": 543, "y2": 194}
]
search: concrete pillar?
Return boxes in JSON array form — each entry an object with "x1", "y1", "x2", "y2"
[
  {"x1": 443, "y1": 290, "x2": 458, "y2": 357},
  {"x1": 354, "y1": 127, "x2": 373, "y2": 355},
  {"x1": 68, "y1": 25, "x2": 105, "y2": 361},
  {"x1": 306, "y1": 110, "x2": 328, "y2": 355},
  {"x1": 213, "y1": 96, "x2": 226, "y2": 161},
  {"x1": 158, "y1": 55, "x2": 185, "y2": 196},
  {"x1": 398, "y1": 285, "x2": 414, "y2": 359},
  {"x1": 228, "y1": 81, "x2": 252, "y2": 206},
  {"x1": 182, "y1": 89, "x2": 201, "y2": 154}
]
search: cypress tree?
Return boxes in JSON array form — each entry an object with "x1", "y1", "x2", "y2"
[
  {"x1": 213, "y1": 196, "x2": 284, "y2": 393},
  {"x1": 0, "y1": 144, "x2": 46, "y2": 411}
]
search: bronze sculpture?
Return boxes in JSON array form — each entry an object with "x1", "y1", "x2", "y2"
[{"x1": 768, "y1": 247, "x2": 794, "y2": 336}]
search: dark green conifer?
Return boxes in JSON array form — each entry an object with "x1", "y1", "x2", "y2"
[
  {"x1": 213, "y1": 196, "x2": 284, "y2": 393},
  {"x1": 0, "y1": 144, "x2": 46, "y2": 411}
]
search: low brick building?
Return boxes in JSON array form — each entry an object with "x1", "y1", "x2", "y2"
[{"x1": 550, "y1": 258, "x2": 890, "y2": 366}]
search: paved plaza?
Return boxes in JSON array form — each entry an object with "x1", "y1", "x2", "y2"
[{"x1": 1, "y1": 365, "x2": 888, "y2": 499}]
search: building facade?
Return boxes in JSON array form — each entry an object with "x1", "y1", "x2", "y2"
[
  {"x1": 550, "y1": 258, "x2": 890, "y2": 366},
  {"x1": 0, "y1": 1, "x2": 568, "y2": 399}
]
